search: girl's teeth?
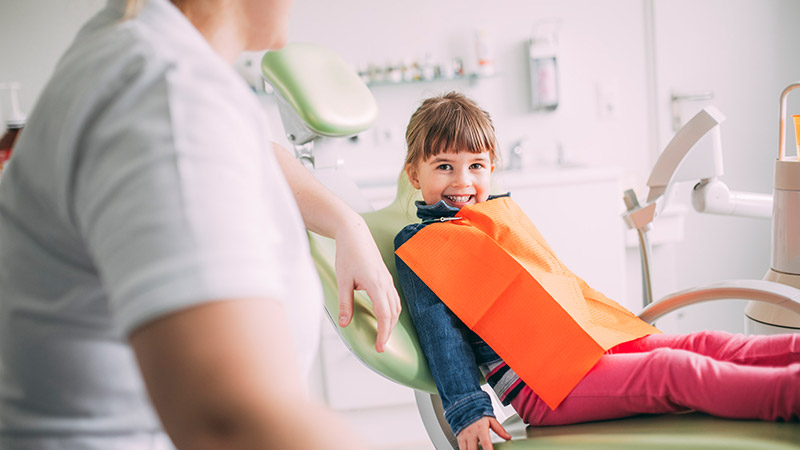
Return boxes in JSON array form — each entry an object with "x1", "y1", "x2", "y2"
[{"x1": 448, "y1": 195, "x2": 471, "y2": 203}]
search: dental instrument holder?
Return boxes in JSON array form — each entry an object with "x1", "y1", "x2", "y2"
[
  {"x1": 261, "y1": 43, "x2": 379, "y2": 213},
  {"x1": 624, "y1": 89, "x2": 800, "y2": 333}
]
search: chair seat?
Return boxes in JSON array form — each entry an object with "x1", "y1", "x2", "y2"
[{"x1": 496, "y1": 412, "x2": 800, "y2": 449}]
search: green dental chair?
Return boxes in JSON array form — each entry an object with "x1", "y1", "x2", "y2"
[{"x1": 262, "y1": 43, "x2": 800, "y2": 449}]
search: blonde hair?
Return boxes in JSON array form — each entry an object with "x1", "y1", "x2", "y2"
[
  {"x1": 404, "y1": 92, "x2": 498, "y2": 169},
  {"x1": 123, "y1": 0, "x2": 146, "y2": 19}
]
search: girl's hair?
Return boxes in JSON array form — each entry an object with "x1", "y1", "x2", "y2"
[{"x1": 404, "y1": 92, "x2": 498, "y2": 168}]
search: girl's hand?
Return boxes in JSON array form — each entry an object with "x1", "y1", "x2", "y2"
[
  {"x1": 457, "y1": 416, "x2": 512, "y2": 450},
  {"x1": 334, "y1": 217, "x2": 402, "y2": 353}
]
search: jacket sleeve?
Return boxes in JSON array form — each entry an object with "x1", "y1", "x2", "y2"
[{"x1": 394, "y1": 225, "x2": 495, "y2": 436}]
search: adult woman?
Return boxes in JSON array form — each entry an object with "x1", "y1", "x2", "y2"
[{"x1": 0, "y1": 0, "x2": 399, "y2": 448}]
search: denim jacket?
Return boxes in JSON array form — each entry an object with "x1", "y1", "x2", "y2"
[{"x1": 394, "y1": 194, "x2": 524, "y2": 436}]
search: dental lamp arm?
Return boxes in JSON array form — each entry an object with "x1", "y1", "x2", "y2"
[
  {"x1": 691, "y1": 178, "x2": 772, "y2": 219},
  {"x1": 638, "y1": 280, "x2": 800, "y2": 324},
  {"x1": 646, "y1": 107, "x2": 727, "y2": 204}
]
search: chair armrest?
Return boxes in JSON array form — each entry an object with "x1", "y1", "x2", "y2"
[{"x1": 638, "y1": 279, "x2": 800, "y2": 324}]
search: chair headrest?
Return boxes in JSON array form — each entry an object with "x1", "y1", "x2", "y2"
[{"x1": 261, "y1": 43, "x2": 378, "y2": 139}]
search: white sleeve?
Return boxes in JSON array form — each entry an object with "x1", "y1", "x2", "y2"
[{"x1": 73, "y1": 61, "x2": 291, "y2": 336}]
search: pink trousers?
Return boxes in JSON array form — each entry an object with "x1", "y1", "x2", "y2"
[{"x1": 510, "y1": 330, "x2": 800, "y2": 426}]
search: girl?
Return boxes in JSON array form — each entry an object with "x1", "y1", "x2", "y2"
[{"x1": 394, "y1": 92, "x2": 800, "y2": 450}]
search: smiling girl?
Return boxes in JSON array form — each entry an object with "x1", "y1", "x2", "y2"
[{"x1": 394, "y1": 91, "x2": 800, "y2": 450}]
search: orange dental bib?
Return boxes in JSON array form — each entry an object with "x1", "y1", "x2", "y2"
[{"x1": 396, "y1": 197, "x2": 659, "y2": 409}]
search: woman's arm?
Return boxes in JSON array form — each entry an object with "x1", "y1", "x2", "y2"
[
  {"x1": 273, "y1": 143, "x2": 401, "y2": 352},
  {"x1": 131, "y1": 298, "x2": 369, "y2": 449}
]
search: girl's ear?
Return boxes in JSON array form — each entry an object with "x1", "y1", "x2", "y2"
[
  {"x1": 491, "y1": 163, "x2": 496, "y2": 174},
  {"x1": 406, "y1": 164, "x2": 421, "y2": 189}
]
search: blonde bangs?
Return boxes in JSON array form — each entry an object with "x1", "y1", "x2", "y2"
[{"x1": 405, "y1": 92, "x2": 497, "y2": 168}]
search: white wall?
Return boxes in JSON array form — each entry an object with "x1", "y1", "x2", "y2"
[
  {"x1": 0, "y1": 1, "x2": 105, "y2": 112},
  {"x1": 0, "y1": 0, "x2": 652, "y2": 181},
  {"x1": 287, "y1": 0, "x2": 652, "y2": 184}
]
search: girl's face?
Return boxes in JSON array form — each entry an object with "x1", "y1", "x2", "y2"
[{"x1": 407, "y1": 149, "x2": 495, "y2": 208}]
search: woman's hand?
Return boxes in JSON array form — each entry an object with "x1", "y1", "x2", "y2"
[
  {"x1": 333, "y1": 217, "x2": 401, "y2": 352},
  {"x1": 457, "y1": 416, "x2": 512, "y2": 450},
  {"x1": 272, "y1": 143, "x2": 401, "y2": 352}
]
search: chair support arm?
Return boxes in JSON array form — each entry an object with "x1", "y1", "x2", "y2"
[{"x1": 638, "y1": 279, "x2": 800, "y2": 324}]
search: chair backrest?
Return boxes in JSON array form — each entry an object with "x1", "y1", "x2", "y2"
[{"x1": 307, "y1": 171, "x2": 437, "y2": 393}]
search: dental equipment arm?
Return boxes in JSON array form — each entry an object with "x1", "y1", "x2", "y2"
[
  {"x1": 623, "y1": 107, "x2": 729, "y2": 306},
  {"x1": 690, "y1": 179, "x2": 772, "y2": 218},
  {"x1": 626, "y1": 83, "x2": 800, "y2": 333},
  {"x1": 623, "y1": 106, "x2": 774, "y2": 307},
  {"x1": 644, "y1": 107, "x2": 726, "y2": 204},
  {"x1": 640, "y1": 105, "x2": 771, "y2": 217}
]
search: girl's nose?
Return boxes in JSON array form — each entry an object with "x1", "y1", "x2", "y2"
[{"x1": 452, "y1": 169, "x2": 472, "y2": 187}]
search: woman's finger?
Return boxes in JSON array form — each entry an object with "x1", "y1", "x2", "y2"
[
  {"x1": 372, "y1": 293, "x2": 394, "y2": 352},
  {"x1": 336, "y1": 277, "x2": 354, "y2": 327}
]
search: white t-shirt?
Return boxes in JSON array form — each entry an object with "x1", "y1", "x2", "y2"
[{"x1": 0, "y1": 0, "x2": 322, "y2": 446}]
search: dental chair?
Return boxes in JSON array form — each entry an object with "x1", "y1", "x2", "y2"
[{"x1": 262, "y1": 43, "x2": 800, "y2": 449}]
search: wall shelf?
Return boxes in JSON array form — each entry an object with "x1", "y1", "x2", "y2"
[{"x1": 365, "y1": 72, "x2": 496, "y2": 88}]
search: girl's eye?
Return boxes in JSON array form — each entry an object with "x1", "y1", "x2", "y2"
[
  {"x1": 436, "y1": 164, "x2": 452, "y2": 170},
  {"x1": 470, "y1": 163, "x2": 485, "y2": 170}
]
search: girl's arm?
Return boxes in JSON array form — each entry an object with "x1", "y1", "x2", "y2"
[
  {"x1": 273, "y1": 143, "x2": 401, "y2": 352},
  {"x1": 394, "y1": 226, "x2": 504, "y2": 441}
]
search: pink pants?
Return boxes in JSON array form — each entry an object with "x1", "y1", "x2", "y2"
[{"x1": 510, "y1": 330, "x2": 800, "y2": 426}]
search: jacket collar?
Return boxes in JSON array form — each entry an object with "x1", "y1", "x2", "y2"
[{"x1": 415, "y1": 193, "x2": 511, "y2": 221}]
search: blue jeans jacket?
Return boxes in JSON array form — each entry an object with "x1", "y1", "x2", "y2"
[{"x1": 394, "y1": 196, "x2": 510, "y2": 436}]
